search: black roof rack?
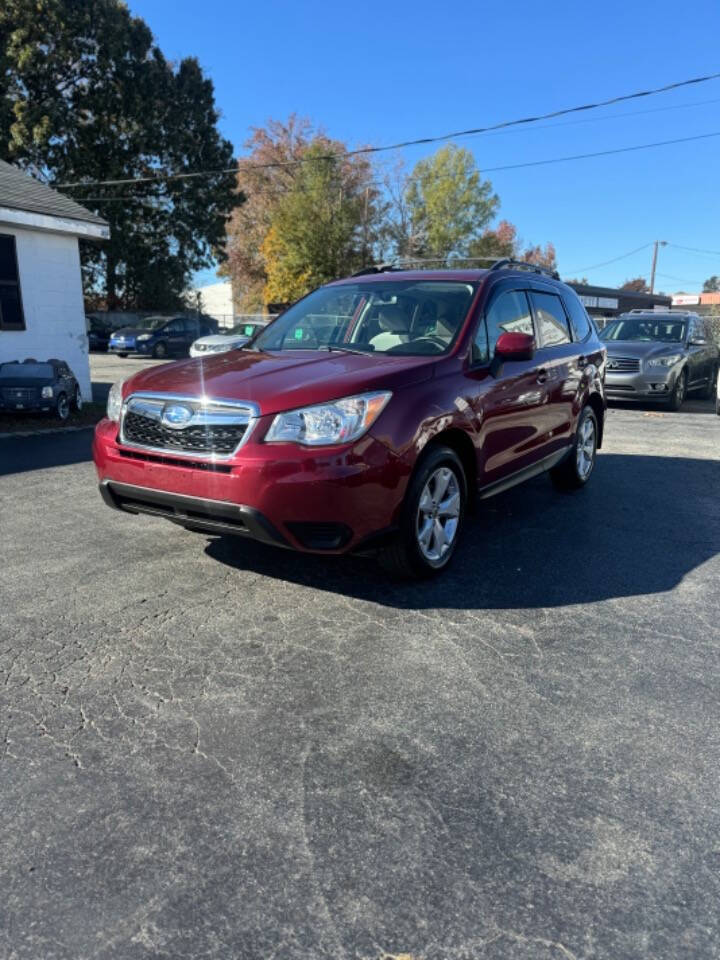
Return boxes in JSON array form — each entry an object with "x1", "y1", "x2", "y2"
[
  {"x1": 351, "y1": 263, "x2": 400, "y2": 277},
  {"x1": 489, "y1": 258, "x2": 560, "y2": 280}
]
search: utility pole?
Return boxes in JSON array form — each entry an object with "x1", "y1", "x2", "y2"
[{"x1": 649, "y1": 240, "x2": 667, "y2": 294}]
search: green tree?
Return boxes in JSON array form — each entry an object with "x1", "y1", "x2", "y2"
[
  {"x1": 404, "y1": 145, "x2": 499, "y2": 260},
  {"x1": 0, "y1": 0, "x2": 239, "y2": 309},
  {"x1": 262, "y1": 142, "x2": 378, "y2": 303},
  {"x1": 703, "y1": 275, "x2": 720, "y2": 292},
  {"x1": 225, "y1": 118, "x2": 381, "y2": 308}
]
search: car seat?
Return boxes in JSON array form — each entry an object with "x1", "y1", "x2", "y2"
[{"x1": 369, "y1": 305, "x2": 410, "y2": 351}]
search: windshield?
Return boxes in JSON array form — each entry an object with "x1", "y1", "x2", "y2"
[
  {"x1": 134, "y1": 316, "x2": 171, "y2": 331},
  {"x1": 600, "y1": 315, "x2": 687, "y2": 343},
  {"x1": 0, "y1": 362, "x2": 53, "y2": 379},
  {"x1": 252, "y1": 280, "x2": 477, "y2": 356},
  {"x1": 229, "y1": 322, "x2": 263, "y2": 337}
]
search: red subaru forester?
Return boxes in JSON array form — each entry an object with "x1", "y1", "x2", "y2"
[{"x1": 94, "y1": 262, "x2": 607, "y2": 577}]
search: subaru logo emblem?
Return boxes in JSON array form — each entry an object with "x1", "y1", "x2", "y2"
[
  {"x1": 161, "y1": 403, "x2": 193, "y2": 428},
  {"x1": 608, "y1": 359, "x2": 618, "y2": 369}
]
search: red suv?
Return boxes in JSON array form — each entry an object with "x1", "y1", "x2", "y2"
[{"x1": 94, "y1": 261, "x2": 607, "y2": 577}]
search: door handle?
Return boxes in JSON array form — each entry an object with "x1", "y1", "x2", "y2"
[{"x1": 536, "y1": 369, "x2": 548, "y2": 384}]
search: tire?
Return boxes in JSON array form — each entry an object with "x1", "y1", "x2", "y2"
[
  {"x1": 550, "y1": 406, "x2": 598, "y2": 491},
  {"x1": 116, "y1": 353, "x2": 128, "y2": 358},
  {"x1": 152, "y1": 341, "x2": 167, "y2": 359},
  {"x1": 700, "y1": 364, "x2": 717, "y2": 400},
  {"x1": 378, "y1": 444, "x2": 467, "y2": 579},
  {"x1": 72, "y1": 386, "x2": 83, "y2": 411},
  {"x1": 669, "y1": 368, "x2": 687, "y2": 411},
  {"x1": 56, "y1": 392, "x2": 70, "y2": 421}
]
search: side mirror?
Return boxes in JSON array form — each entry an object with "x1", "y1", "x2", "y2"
[{"x1": 495, "y1": 331, "x2": 536, "y2": 362}]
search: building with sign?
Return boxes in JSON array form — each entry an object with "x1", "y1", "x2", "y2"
[
  {"x1": 0, "y1": 160, "x2": 109, "y2": 400},
  {"x1": 567, "y1": 282, "x2": 671, "y2": 327}
]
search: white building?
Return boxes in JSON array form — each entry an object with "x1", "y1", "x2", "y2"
[
  {"x1": 192, "y1": 280, "x2": 234, "y2": 326},
  {"x1": 0, "y1": 160, "x2": 109, "y2": 399}
]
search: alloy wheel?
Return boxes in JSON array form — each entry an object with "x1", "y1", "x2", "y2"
[
  {"x1": 416, "y1": 466, "x2": 461, "y2": 562},
  {"x1": 576, "y1": 415, "x2": 596, "y2": 479}
]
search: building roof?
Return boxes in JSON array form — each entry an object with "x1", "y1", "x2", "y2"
[{"x1": 0, "y1": 160, "x2": 108, "y2": 228}]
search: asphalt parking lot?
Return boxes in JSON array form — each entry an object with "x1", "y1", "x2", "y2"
[{"x1": 1, "y1": 378, "x2": 719, "y2": 959}]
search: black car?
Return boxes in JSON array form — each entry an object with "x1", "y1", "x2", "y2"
[
  {"x1": 86, "y1": 316, "x2": 111, "y2": 352},
  {"x1": 0, "y1": 359, "x2": 82, "y2": 420},
  {"x1": 109, "y1": 315, "x2": 218, "y2": 359}
]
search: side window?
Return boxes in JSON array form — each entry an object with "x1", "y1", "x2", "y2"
[
  {"x1": 165, "y1": 319, "x2": 183, "y2": 334},
  {"x1": 474, "y1": 290, "x2": 533, "y2": 364},
  {"x1": 563, "y1": 292, "x2": 591, "y2": 341},
  {"x1": 0, "y1": 233, "x2": 26, "y2": 331},
  {"x1": 185, "y1": 318, "x2": 200, "y2": 335},
  {"x1": 530, "y1": 291, "x2": 571, "y2": 347}
]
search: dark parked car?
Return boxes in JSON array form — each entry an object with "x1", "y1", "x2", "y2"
[
  {"x1": 0, "y1": 358, "x2": 81, "y2": 420},
  {"x1": 600, "y1": 310, "x2": 719, "y2": 409},
  {"x1": 94, "y1": 261, "x2": 607, "y2": 578},
  {"x1": 109, "y1": 316, "x2": 218, "y2": 359},
  {"x1": 86, "y1": 315, "x2": 111, "y2": 352}
]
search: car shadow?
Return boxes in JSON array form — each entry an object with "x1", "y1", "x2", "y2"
[
  {"x1": 0, "y1": 429, "x2": 93, "y2": 476},
  {"x1": 205, "y1": 452, "x2": 720, "y2": 609},
  {"x1": 610, "y1": 396, "x2": 717, "y2": 415}
]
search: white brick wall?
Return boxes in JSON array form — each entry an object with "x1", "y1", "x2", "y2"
[{"x1": 0, "y1": 224, "x2": 91, "y2": 400}]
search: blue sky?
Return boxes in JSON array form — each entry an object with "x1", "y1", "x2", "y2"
[{"x1": 130, "y1": 0, "x2": 720, "y2": 292}]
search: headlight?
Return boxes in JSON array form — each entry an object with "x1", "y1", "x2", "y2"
[
  {"x1": 648, "y1": 354, "x2": 682, "y2": 368},
  {"x1": 136, "y1": 334, "x2": 152, "y2": 342},
  {"x1": 41, "y1": 386, "x2": 54, "y2": 399},
  {"x1": 106, "y1": 379, "x2": 125, "y2": 422},
  {"x1": 264, "y1": 391, "x2": 391, "y2": 446}
]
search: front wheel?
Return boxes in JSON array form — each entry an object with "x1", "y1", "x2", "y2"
[
  {"x1": 701, "y1": 365, "x2": 717, "y2": 400},
  {"x1": 551, "y1": 406, "x2": 598, "y2": 491},
  {"x1": 378, "y1": 445, "x2": 466, "y2": 579},
  {"x1": 55, "y1": 392, "x2": 70, "y2": 421},
  {"x1": 72, "y1": 386, "x2": 83, "y2": 411},
  {"x1": 116, "y1": 353, "x2": 128, "y2": 358},
  {"x1": 669, "y1": 368, "x2": 687, "y2": 411},
  {"x1": 152, "y1": 341, "x2": 167, "y2": 359}
]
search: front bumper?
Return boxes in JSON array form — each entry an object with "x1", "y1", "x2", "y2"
[
  {"x1": 109, "y1": 343, "x2": 136, "y2": 354},
  {"x1": 92, "y1": 418, "x2": 407, "y2": 554},
  {"x1": 605, "y1": 367, "x2": 679, "y2": 402}
]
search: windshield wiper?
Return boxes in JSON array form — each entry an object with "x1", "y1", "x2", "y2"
[{"x1": 319, "y1": 344, "x2": 370, "y2": 355}]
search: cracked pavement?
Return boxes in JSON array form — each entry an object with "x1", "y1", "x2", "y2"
[{"x1": 1, "y1": 400, "x2": 719, "y2": 959}]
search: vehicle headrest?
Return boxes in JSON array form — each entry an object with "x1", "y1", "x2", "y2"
[{"x1": 377, "y1": 305, "x2": 408, "y2": 333}]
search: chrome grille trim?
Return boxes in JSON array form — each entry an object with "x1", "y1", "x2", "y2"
[
  {"x1": 118, "y1": 392, "x2": 259, "y2": 461},
  {"x1": 606, "y1": 356, "x2": 641, "y2": 373}
]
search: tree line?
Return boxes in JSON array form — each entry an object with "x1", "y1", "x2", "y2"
[{"x1": 1, "y1": 0, "x2": 555, "y2": 312}]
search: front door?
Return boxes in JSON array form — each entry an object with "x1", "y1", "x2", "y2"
[{"x1": 464, "y1": 285, "x2": 551, "y2": 490}]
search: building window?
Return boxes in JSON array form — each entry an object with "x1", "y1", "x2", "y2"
[{"x1": 0, "y1": 234, "x2": 26, "y2": 331}]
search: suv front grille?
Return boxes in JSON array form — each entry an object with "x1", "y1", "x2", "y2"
[
  {"x1": 120, "y1": 394, "x2": 256, "y2": 459},
  {"x1": 2, "y1": 387, "x2": 38, "y2": 403},
  {"x1": 607, "y1": 356, "x2": 640, "y2": 372},
  {"x1": 123, "y1": 412, "x2": 246, "y2": 455}
]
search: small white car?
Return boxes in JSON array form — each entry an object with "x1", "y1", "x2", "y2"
[{"x1": 190, "y1": 320, "x2": 268, "y2": 358}]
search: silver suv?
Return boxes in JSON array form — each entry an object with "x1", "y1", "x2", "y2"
[{"x1": 599, "y1": 311, "x2": 719, "y2": 410}]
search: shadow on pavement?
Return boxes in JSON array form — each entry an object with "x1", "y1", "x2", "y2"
[
  {"x1": 206, "y1": 452, "x2": 720, "y2": 609},
  {"x1": 0, "y1": 429, "x2": 93, "y2": 476},
  {"x1": 610, "y1": 397, "x2": 717, "y2": 416}
]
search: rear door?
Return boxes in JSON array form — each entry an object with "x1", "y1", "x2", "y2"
[
  {"x1": 686, "y1": 316, "x2": 710, "y2": 387},
  {"x1": 527, "y1": 287, "x2": 579, "y2": 458},
  {"x1": 464, "y1": 283, "x2": 551, "y2": 488}
]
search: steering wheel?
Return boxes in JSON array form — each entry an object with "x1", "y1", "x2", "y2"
[{"x1": 412, "y1": 336, "x2": 448, "y2": 353}]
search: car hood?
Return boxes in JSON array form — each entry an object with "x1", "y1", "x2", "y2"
[
  {"x1": 111, "y1": 327, "x2": 152, "y2": 339},
  {"x1": 604, "y1": 340, "x2": 685, "y2": 359},
  {"x1": 122, "y1": 350, "x2": 437, "y2": 416},
  {"x1": 193, "y1": 334, "x2": 247, "y2": 347}
]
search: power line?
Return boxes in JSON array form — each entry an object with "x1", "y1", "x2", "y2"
[
  {"x1": 667, "y1": 243, "x2": 720, "y2": 257},
  {"x1": 565, "y1": 243, "x2": 656, "y2": 274},
  {"x1": 56, "y1": 70, "x2": 720, "y2": 189},
  {"x1": 656, "y1": 271, "x2": 709, "y2": 285},
  {"x1": 479, "y1": 130, "x2": 720, "y2": 174}
]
